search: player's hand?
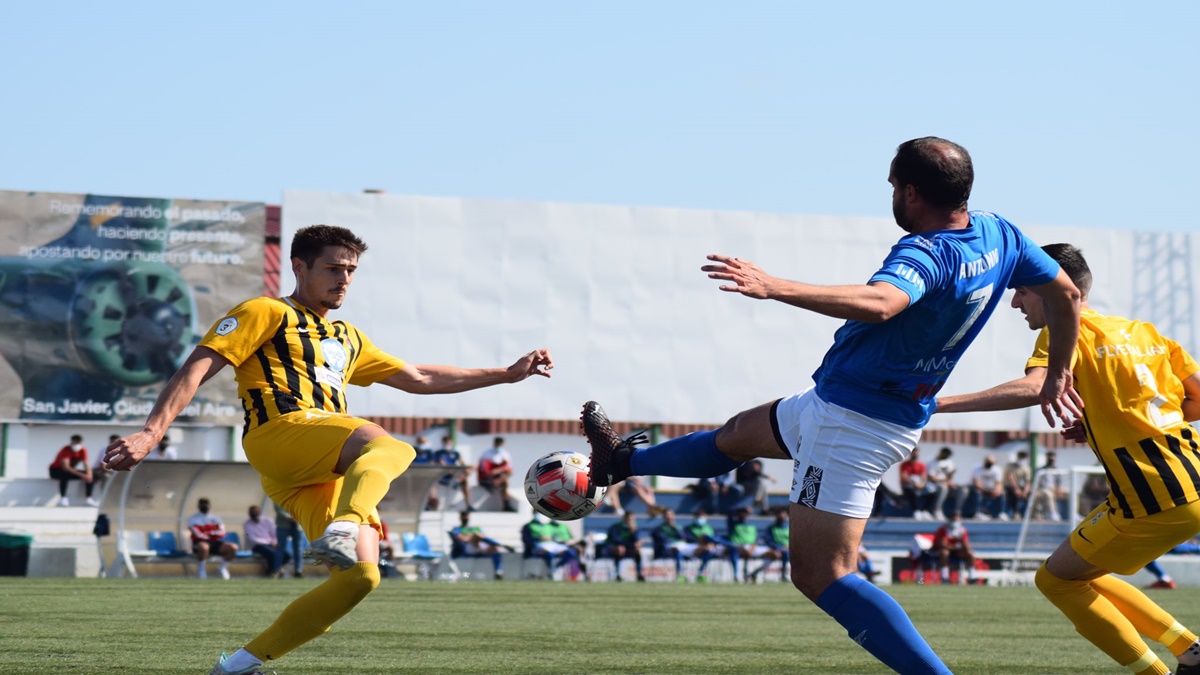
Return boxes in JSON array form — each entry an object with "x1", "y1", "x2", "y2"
[
  {"x1": 1038, "y1": 368, "x2": 1084, "y2": 428},
  {"x1": 1060, "y1": 418, "x2": 1089, "y2": 444},
  {"x1": 507, "y1": 348, "x2": 554, "y2": 382},
  {"x1": 702, "y1": 254, "x2": 773, "y2": 299},
  {"x1": 103, "y1": 431, "x2": 157, "y2": 472}
]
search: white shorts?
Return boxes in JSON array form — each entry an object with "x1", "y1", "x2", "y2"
[
  {"x1": 669, "y1": 542, "x2": 699, "y2": 557},
  {"x1": 776, "y1": 387, "x2": 920, "y2": 519},
  {"x1": 534, "y1": 542, "x2": 569, "y2": 555}
]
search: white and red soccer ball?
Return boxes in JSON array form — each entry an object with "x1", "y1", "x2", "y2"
[{"x1": 524, "y1": 451, "x2": 606, "y2": 521}]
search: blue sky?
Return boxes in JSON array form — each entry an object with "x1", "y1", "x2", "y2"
[{"x1": 2, "y1": 1, "x2": 1196, "y2": 232}]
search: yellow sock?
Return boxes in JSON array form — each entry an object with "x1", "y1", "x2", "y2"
[
  {"x1": 1091, "y1": 575, "x2": 1199, "y2": 654},
  {"x1": 1035, "y1": 565, "x2": 1168, "y2": 674},
  {"x1": 245, "y1": 562, "x2": 381, "y2": 661},
  {"x1": 334, "y1": 436, "x2": 415, "y2": 525}
]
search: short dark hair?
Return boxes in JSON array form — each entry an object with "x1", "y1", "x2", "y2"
[
  {"x1": 290, "y1": 225, "x2": 368, "y2": 268},
  {"x1": 1041, "y1": 243, "x2": 1092, "y2": 296},
  {"x1": 892, "y1": 137, "x2": 974, "y2": 210},
  {"x1": 70, "y1": 434, "x2": 83, "y2": 442}
]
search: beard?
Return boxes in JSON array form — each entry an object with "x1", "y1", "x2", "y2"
[{"x1": 893, "y1": 200, "x2": 914, "y2": 233}]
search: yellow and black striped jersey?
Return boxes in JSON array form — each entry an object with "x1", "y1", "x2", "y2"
[
  {"x1": 1027, "y1": 309, "x2": 1200, "y2": 517},
  {"x1": 198, "y1": 296, "x2": 406, "y2": 435}
]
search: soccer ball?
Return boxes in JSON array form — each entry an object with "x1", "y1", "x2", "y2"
[{"x1": 524, "y1": 451, "x2": 606, "y2": 521}]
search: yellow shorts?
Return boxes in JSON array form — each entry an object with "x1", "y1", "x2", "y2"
[
  {"x1": 243, "y1": 410, "x2": 383, "y2": 538},
  {"x1": 1071, "y1": 500, "x2": 1200, "y2": 575}
]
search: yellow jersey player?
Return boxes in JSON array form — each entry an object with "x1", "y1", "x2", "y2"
[
  {"x1": 937, "y1": 243, "x2": 1200, "y2": 675},
  {"x1": 104, "y1": 225, "x2": 554, "y2": 675}
]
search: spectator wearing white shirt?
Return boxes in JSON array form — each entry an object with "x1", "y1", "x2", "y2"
[
  {"x1": 926, "y1": 447, "x2": 960, "y2": 519},
  {"x1": 970, "y1": 455, "x2": 1005, "y2": 520}
]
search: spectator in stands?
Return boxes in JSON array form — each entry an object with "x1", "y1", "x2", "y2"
[
  {"x1": 870, "y1": 482, "x2": 902, "y2": 519},
  {"x1": 651, "y1": 508, "x2": 714, "y2": 582},
  {"x1": 410, "y1": 435, "x2": 434, "y2": 464},
  {"x1": 245, "y1": 504, "x2": 289, "y2": 578},
  {"x1": 727, "y1": 506, "x2": 770, "y2": 582},
  {"x1": 606, "y1": 476, "x2": 658, "y2": 515},
  {"x1": 188, "y1": 497, "x2": 238, "y2": 580},
  {"x1": 604, "y1": 510, "x2": 646, "y2": 582},
  {"x1": 90, "y1": 433, "x2": 120, "y2": 492},
  {"x1": 476, "y1": 437, "x2": 518, "y2": 512},
  {"x1": 926, "y1": 446, "x2": 959, "y2": 519},
  {"x1": 523, "y1": 513, "x2": 581, "y2": 580},
  {"x1": 1031, "y1": 450, "x2": 1068, "y2": 521},
  {"x1": 48, "y1": 434, "x2": 97, "y2": 507},
  {"x1": 449, "y1": 510, "x2": 508, "y2": 579},
  {"x1": 430, "y1": 435, "x2": 471, "y2": 511},
  {"x1": 1077, "y1": 464, "x2": 1109, "y2": 517},
  {"x1": 858, "y1": 544, "x2": 880, "y2": 584},
  {"x1": 273, "y1": 501, "x2": 305, "y2": 578},
  {"x1": 735, "y1": 459, "x2": 775, "y2": 515},
  {"x1": 970, "y1": 454, "x2": 1006, "y2": 520},
  {"x1": 754, "y1": 509, "x2": 790, "y2": 582},
  {"x1": 682, "y1": 510, "x2": 722, "y2": 583},
  {"x1": 144, "y1": 436, "x2": 178, "y2": 461},
  {"x1": 899, "y1": 447, "x2": 934, "y2": 520},
  {"x1": 376, "y1": 520, "x2": 397, "y2": 578},
  {"x1": 1003, "y1": 450, "x2": 1032, "y2": 520},
  {"x1": 930, "y1": 512, "x2": 978, "y2": 585},
  {"x1": 692, "y1": 470, "x2": 741, "y2": 514}
]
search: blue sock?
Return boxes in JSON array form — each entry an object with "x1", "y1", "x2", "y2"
[
  {"x1": 1144, "y1": 560, "x2": 1166, "y2": 579},
  {"x1": 629, "y1": 430, "x2": 741, "y2": 477},
  {"x1": 816, "y1": 574, "x2": 951, "y2": 675}
]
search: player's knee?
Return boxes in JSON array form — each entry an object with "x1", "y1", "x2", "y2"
[
  {"x1": 336, "y1": 563, "x2": 382, "y2": 602},
  {"x1": 362, "y1": 436, "x2": 417, "y2": 473}
]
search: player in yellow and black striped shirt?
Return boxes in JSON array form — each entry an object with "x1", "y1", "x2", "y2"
[
  {"x1": 937, "y1": 243, "x2": 1200, "y2": 675},
  {"x1": 103, "y1": 225, "x2": 554, "y2": 675}
]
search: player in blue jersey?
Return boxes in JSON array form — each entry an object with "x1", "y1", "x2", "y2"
[{"x1": 580, "y1": 137, "x2": 1083, "y2": 674}]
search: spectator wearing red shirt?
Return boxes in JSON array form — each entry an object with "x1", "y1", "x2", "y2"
[
  {"x1": 931, "y1": 512, "x2": 977, "y2": 584},
  {"x1": 188, "y1": 498, "x2": 239, "y2": 579},
  {"x1": 476, "y1": 437, "x2": 518, "y2": 512},
  {"x1": 48, "y1": 434, "x2": 97, "y2": 507},
  {"x1": 898, "y1": 447, "x2": 933, "y2": 520}
]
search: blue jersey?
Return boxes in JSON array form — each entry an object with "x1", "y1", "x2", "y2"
[{"x1": 813, "y1": 211, "x2": 1059, "y2": 428}]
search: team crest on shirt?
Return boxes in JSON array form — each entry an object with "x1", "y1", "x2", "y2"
[
  {"x1": 320, "y1": 339, "x2": 348, "y2": 371},
  {"x1": 214, "y1": 317, "x2": 238, "y2": 335}
]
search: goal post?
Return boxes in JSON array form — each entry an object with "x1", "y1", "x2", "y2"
[{"x1": 1012, "y1": 465, "x2": 1108, "y2": 569}]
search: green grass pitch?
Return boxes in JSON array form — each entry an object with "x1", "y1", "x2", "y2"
[{"x1": 2, "y1": 578, "x2": 1197, "y2": 673}]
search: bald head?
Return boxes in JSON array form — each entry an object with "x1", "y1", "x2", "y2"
[{"x1": 892, "y1": 137, "x2": 974, "y2": 210}]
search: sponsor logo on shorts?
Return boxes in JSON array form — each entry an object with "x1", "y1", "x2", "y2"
[
  {"x1": 1075, "y1": 527, "x2": 1093, "y2": 545},
  {"x1": 799, "y1": 465, "x2": 823, "y2": 508}
]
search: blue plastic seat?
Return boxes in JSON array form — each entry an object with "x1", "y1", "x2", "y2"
[
  {"x1": 147, "y1": 531, "x2": 188, "y2": 558},
  {"x1": 223, "y1": 531, "x2": 256, "y2": 558}
]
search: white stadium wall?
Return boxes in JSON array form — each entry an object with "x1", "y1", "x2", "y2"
[{"x1": 282, "y1": 190, "x2": 1199, "y2": 433}]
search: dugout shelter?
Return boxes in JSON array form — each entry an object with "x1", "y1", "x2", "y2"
[{"x1": 100, "y1": 460, "x2": 446, "y2": 577}]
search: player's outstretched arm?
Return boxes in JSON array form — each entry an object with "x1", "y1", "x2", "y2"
[
  {"x1": 936, "y1": 368, "x2": 1046, "y2": 414},
  {"x1": 104, "y1": 346, "x2": 231, "y2": 471},
  {"x1": 1027, "y1": 270, "x2": 1083, "y2": 426},
  {"x1": 701, "y1": 254, "x2": 910, "y2": 323},
  {"x1": 382, "y1": 348, "x2": 553, "y2": 395}
]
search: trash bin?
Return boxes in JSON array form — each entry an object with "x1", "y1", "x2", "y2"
[{"x1": 0, "y1": 531, "x2": 34, "y2": 576}]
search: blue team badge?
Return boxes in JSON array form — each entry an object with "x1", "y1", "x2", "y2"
[{"x1": 320, "y1": 339, "x2": 348, "y2": 372}]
